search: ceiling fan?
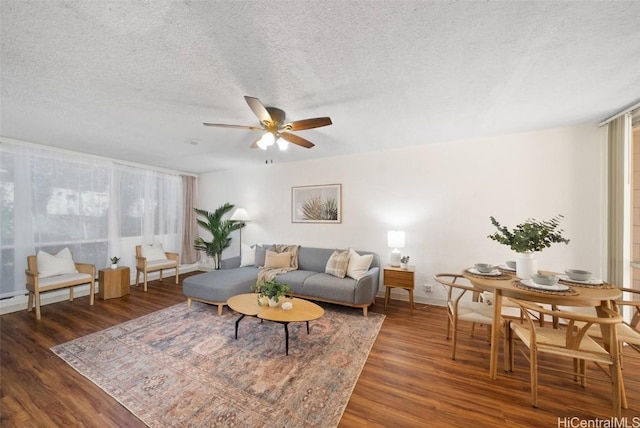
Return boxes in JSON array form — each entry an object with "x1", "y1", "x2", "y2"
[{"x1": 203, "y1": 96, "x2": 332, "y2": 150}]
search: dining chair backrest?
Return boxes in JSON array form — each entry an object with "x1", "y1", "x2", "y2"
[
  {"x1": 506, "y1": 297, "x2": 623, "y2": 417},
  {"x1": 434, "y1": 273, "x2": 495, "y2": 360}
]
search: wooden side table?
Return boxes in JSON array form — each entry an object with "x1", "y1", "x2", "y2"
[
  {"x1": 383, "y1": 265, "x2": 415, "y2": 314},
  {"x1": 98, "y1": 266, "x2": 130, "y2": 300}
]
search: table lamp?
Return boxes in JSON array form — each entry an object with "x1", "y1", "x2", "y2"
[
  {"x1": 230, "y1": 208, "x2": 250, "y2": 256},
  {"x1": 387, "y1": 230, "x2": 405, "y2": 267}
]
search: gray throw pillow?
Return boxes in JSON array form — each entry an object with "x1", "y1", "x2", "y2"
[{"x1": 254, "y1": 244, "x2": 274, "y2": 267}]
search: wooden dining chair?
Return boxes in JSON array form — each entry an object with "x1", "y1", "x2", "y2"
[
  {"x1": 434, "y1": 273, "x2": 500, "y2": 360},
  {"x1": 575, "y1": 287, "x2": 640, "y2": 409},
  {"x1": 506, "y1": 298, "x2": 623, "y2": 417}
]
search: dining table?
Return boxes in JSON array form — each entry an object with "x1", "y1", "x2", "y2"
[{"x1": 462, "y1": 268, "x2": 622, "y2": 380}]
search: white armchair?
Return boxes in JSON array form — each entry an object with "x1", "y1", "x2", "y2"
[
  {"x1": 25, "y1": 251, "x2": 95, "y2": 320},
  {"x1": 135, "y1": 245, "x2": 179, "y2": 291}
]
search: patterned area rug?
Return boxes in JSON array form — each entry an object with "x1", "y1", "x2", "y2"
[{"x1": 51, "y1": 301, "x2": 384, "y2": 427}]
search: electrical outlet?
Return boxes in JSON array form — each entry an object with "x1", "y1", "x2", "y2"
[{"x1": 423, "y1": 284, "x2": 432, "y2": 293}]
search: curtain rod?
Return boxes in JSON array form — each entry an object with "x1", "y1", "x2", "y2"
[{"x1": 598, "y1": 98, "x2": 640, "y2": 127}]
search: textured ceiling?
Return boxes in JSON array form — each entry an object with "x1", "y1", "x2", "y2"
[{"x1": 1, "y1": 1, "x2": 639, "y2": 174}]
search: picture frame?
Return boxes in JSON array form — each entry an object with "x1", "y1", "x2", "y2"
[{"x1": 291, "y1": 184, "x2": 342, "y2": 223}]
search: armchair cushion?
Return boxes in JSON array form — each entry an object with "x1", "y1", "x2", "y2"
[
  {"x1": 38, "y1": 272, "x2": 93, "y2": 287},
  {"x1": 147, "y1": 259, "x2": 177, "y2": 269},
  {"x1": 141, "y1": 244, "x2": 167, "y2": 261},
  {"x1": 37, "y1": 248, "x2": 78, "y2": 278}
]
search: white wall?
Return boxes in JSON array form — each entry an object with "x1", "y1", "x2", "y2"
[{"x1": 198, "y1": 124, "x2": 607, "y2": 304}]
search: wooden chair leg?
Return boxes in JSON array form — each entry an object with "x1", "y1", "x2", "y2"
[
  {"x1": 175, "y1": 266, "x2": 179, "y2": 284},
  {"x1": 509, "y1": 325, "x2": 515, "y2": 371},
  {"x1": 451, "y1": 317, "x2": 459, "y2": 360},
  {"x1": 143, "y1": 271, "x2": 148, "y2": 292},
  {"x1": 27, "y1": 292, "x2": 33, "y2": 312},
  {"x1": 530, "y1": 347, "x2": 538, "y2": 408},
  {"x1": 89, "y1": 280, "x2": 95, "y2": 306},
  {"x1": 136, "y1": 270, "x2": 140, "y2": 287},
  {"x1": 34, "y1": 291, "x2": 41, "y2": 320}
]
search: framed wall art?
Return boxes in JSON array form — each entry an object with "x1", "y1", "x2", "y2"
[{"x1": 291, "y1": 184, "x2": 342, "y2": 223}]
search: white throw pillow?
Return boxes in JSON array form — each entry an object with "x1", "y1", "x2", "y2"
[
  {"x1": 141, "y1": 244, "x2": 167, "y2": 262},
  {"x1": 37, "y1": 247, "x2": 78, "y2": 278},
  {"x1": 346, "y1": 249, "x2": 373, "y2": 280},
  {"x1": 240, "y1": 243, "x2": 256, "y2": 267}
]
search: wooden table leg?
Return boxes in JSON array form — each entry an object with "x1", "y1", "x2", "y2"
[
  {"x1": 409, "y1": 289, "x2": 414, "y2": 314},
  {"x1": 488, "y1": 289, "x2": 502, "y2": 379},
  {"x1": 384, "y1": 286, "x2": 390, "y2": 311}
]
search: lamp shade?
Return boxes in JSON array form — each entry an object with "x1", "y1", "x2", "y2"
[
  {"x1": 230, "y1": 208, "x2": 250, "y2": 222},
  {"x1": 387, "y1": 230, "x2": 405, "y2": 248},
  {"x1": 256, "y1": 132, "x2": 275, "y2": 150}
]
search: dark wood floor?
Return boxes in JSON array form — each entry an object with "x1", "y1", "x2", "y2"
[{"x1": 1, "y1": 271, "x2": 639, "y2": 427}]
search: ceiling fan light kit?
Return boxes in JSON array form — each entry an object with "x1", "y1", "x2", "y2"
[
  {"x1": 203, "y1": 96, "x2": 332, "y2": 153},
  {"x1": 256, "y1": 132, "x2": 276, "y2": 150}
]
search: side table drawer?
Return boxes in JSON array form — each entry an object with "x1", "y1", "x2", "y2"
[{"x1": 384, "y1": 269, "x2": 414, "y2": 287}]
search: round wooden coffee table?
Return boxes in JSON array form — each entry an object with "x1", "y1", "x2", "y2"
[{"x1": 227, "y1": 293, "x2": 324, "y2": 355}]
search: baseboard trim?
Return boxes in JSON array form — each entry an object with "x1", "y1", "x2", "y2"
[{"x1": 0, "y1": 264, "x2": 199, "y2": 316}]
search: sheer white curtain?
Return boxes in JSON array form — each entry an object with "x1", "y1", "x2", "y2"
[
  {"x1": 1, "y1": 143, "x2": 110, "y2": 298},
  {"x1": 0, "y1": 142, "x2": 183, "y2": 300},
  {"x1": 109, "y1": 164, "x2": 183, "y2": 270}
]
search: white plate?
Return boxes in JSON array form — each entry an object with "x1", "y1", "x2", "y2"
[
  {"x1": 521, "y1": 279, "x2": 570, "y2": 291},
  {"x1": 498, "y1": 265, "x2": 516, "y2": 272},
  {"x1": 468, "y1": 268, "x2": 502, "y2": 276},
  {"x1": 557, "y1": 274, "x2": 603, "y2": 285}
]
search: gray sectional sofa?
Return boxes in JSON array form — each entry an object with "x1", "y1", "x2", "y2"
[{"x1": 183, "y1": 246, "x2": 380, "y2": 316}]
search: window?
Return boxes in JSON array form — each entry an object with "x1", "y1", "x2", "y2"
[{"x1": 0, "y1": 143, "x2": 183, "y2": 300}]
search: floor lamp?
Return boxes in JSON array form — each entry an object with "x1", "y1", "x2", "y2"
[{"x1": 230, "y1": 208, "x2": 250, "y2": 257}]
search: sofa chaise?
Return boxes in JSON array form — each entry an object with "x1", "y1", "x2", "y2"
[{"x1": 183, "y1": 246, "x2": 380, "y2": 316}]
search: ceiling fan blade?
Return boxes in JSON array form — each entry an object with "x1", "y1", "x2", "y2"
[
  {"x1": 285, "y1": 117, "x2": 332, "y2": 131},
  {"x1": 203, "y1": 122, "x2": 262, "y2": 131},
  {"x1": 244, "y1": 96, "x2": 273, "y2": 126},
  {"x1": 280, "y1": 132, "x2": 315, "y2": 149}
]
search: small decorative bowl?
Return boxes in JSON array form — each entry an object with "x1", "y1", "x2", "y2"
[
  {"x1": 565, "y1": 269, "x2": 592, "y2": 281},
  {"x1": 505, "y1": 260, "x2": 516, "y2": 269},
  {"x1": 281, "y1": 302, "x2": 293, "y2": 311},
  {"x1": 474, "y1": 263, "x2": 495, "y2": 273},
  {"x1": 531, "y1": 273, "x2": 559, "y2": 286}
]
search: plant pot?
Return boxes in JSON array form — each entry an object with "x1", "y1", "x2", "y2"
[
  {"x1": 110, "y1": 264, "x2": 118, "y2": 269},
  {"x1": 400, "y1": 263, "x2": 408, "y2": 270},
  {"x1": 258, "y1": 296, "x2": 269, "y2": 306},
  {"x1": 268, "y1": 297, "x2": 280, "y2": 308},
  {"x1": 516, "y1": 252, "x2": 537, "y2": 279}
]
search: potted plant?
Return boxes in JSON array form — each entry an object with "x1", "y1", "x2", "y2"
[
  {"x1": 110, "y1": 256, "x2": 120, "y2": 269},
  {"x1": 487, "y1": 214, "x2": 569, "y2": 278},
  {"x1": 252, "y1": 279, "x2": 291, "y2": 307},
  {"x1": 400, "y1": 256, "x2": 410, "y2": 269},
  {"x1": 194, "y1": 203, "x2": 244, "y2": 269}
]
